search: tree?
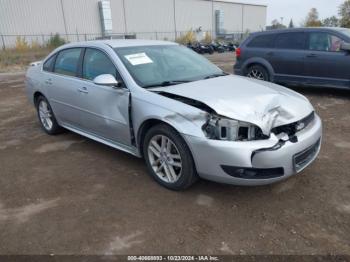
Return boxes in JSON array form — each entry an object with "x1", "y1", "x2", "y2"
[
  {"x1": 322, "y1": 16, "x2": 340, "y2": 27},
  {"x1": 269, "y1": 19, "x2": 286, "y2": 30},
  {"x1": 339, "y1": 0, "x2": 350, "y2": 28},
  {"x1": 304, "y1": 8, "x2": 322, "y2": 27},
  {"x1": 203, "y1": 32, "x2": 212, "y2": 44},
  {"x1": 289, "y1": 19, "x2": 294, "y2": 28}
]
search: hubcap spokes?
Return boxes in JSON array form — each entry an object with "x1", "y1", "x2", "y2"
[
  {"x1": 148, "y1": 135, "x2": 182, "y2": 183},
  {"x1": 39, "y1": 101, "x2": 53, "y2": 130},
  {"x1": 248, "y1": 69, "x2": 264, "y2": 80}
]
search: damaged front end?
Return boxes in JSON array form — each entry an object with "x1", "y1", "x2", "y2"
[{"x1": 202, "y1": 115, "x2": 268, "y2": 141}]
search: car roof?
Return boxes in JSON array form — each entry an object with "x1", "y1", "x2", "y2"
[
  {"x1": 61, "y1": 39, "x2": 178, "y2": 49},
  {"x1": 252, "y1": 27, "x2": 350, "y2": 36}
]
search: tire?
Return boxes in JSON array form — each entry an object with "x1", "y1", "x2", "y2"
[
  {"x1": 36, "y1": 96, "x2": 63, "y2": 135},
  {"x1": 246, "y1": 65, "x2": 270, "y2": 81},
  {"x1": 143, "y1": 124, "x2": 198, "y2": 190}
]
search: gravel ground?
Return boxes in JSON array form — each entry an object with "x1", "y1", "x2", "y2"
[{"x1": 0, "y1": 52, "x2": 349, "y2": 255}]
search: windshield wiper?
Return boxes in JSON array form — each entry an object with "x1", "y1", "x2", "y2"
[
  {"x1": 204, "y1": 72, "x2": 228, "y2": 79},
  {"x1": 143, "y1": 80, "x2": 191, "y2": 88}
]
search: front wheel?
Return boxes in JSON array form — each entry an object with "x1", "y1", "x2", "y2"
[
  {"x1": 246, "y1": 65, "x2": 270, "y2": 81},
  {"x1": 143, "y1": 124, "x2": 198, "y2": 190}
]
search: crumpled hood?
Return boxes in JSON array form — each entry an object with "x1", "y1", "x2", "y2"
[{"x1": 152, "y1": 75, "x2": 314, "y2": 135}]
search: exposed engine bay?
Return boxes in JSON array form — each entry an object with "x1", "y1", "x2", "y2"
[{"x1": 156, "y1": 91, "x2": 315, "y2": 142}]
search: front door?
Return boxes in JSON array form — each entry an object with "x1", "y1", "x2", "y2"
[
  {"x1": 303, "y1": 31, "x2": 350, "y2": 87},
  {"x1": 77, "y1": 48, "x2": 131, "y2": 146}
]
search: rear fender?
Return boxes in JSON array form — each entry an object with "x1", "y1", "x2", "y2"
[{"x1": 242, "y1": 58, "x2": 275, "y2": 82}]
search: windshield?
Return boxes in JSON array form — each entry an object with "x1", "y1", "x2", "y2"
[
  {"x1": 114, "y1": 45, "x2": 224, "y2": 88},
  {"x1": 339, "y1": 28, "x2": 350, "y2": 38}
]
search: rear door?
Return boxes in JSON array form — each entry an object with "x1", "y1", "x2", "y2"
[
  {"x1": 269, "y1": 32, "x2": 307, "y2": 83},
  {"x1": 46, "y1": 48, "x2": 85, "y2": 128},
  {"x1": 303, "y1": 31, "x2": 350, "y2": 87}
]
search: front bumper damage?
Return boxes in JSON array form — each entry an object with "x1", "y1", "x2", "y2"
[{"x1": 183, "y1": 114, "x2": 322, "y2": 186}]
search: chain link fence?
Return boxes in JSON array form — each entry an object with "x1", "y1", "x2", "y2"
[{"x1": 0, "y1": 31, "x2": 247, "y2": 50}]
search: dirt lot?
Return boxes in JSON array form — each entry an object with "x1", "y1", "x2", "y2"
[{"x1": 0, "y1": 52, "x2": 349, "y2": 255}]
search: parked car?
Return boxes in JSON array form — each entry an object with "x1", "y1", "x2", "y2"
[
  {"x1": 26, "y1": 40, "x2": 322, "y2": 190},
  {"x1": 210, "y1": 42, "x2": 226, "y2": 53},
  {"x1": 187, "y1": 42, "x2": 214, "y2": 54},
  {"x1": 227, "y1": 42, "x2": 238, "y2": 51},
  {"x1": 234, "y1": 27, "x2": 350, "y2": 89}
]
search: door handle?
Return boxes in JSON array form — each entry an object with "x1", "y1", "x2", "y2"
[
  {"x1": 78, "y1": 87, "x2": 89, "y2": 94},
  {"x1": 306, "y1": 54, "x2": 317, "y2": 58}
]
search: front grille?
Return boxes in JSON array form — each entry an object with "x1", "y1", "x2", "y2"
[
  {"x1": 293, "y1": 139, "x2": 321, "y2": 172},
  {"x1": 272, "y1": 112, "x2": 315, "y2": 136}
]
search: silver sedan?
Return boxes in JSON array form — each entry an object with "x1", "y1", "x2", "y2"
[{"x1": 25, "y1": 40, "x2": 322, "y2": 190}]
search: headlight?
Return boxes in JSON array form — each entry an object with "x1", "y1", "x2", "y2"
[{"x1": 202, "y1": 115, "x2": 267, "y2": 141}]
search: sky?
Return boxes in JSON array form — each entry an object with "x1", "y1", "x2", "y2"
[{"x1": 236, "y1": 0, "x2": 344, "y2": 26}]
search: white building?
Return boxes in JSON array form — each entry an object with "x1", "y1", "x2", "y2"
[{"x1": 0, "y1": 0, "x2": 267, "y2": 47}]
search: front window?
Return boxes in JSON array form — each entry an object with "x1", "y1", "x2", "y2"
[
  {"x1": 114, "y1": 45, "x2": 224, "y2": 88},
  {"x1": 83, "y1": 48, "x2": 117, "y2": 80},
  {"x1": 308, "y1": 32, "x2": 343, "y2": 52}
]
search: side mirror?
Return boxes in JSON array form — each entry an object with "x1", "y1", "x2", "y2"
[
  {"x1": 340, "y1": 42, "x2": 350, "y2": 51},
  {"x1": 93, "y1": 74, "x2": 121, "y2": 88}
]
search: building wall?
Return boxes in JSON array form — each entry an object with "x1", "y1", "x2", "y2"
[
  {"x1": 110, "y1": 0, "x2": 126, "y2": 34},
  {"x1": 175, "y1": 0, "x2": 212, "y2": 32},
  {"x1": 0, "y1": 0, "x2": 65, "y2": 35},
  {"x1": 0, "y1": 0, "x2": 266, "y2": 46},
  {"x1": 213, "y1": 2, "x2": 244, "y2": 32},
  {"x1": 242, "y1": 4, "x2": 267, "y2": 32}
]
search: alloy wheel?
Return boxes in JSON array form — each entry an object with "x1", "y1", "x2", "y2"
[
  {"x1": 247, "y1": 69, "x2": 265, "y2": 80},
  {"x1": 38, "y1": 100, "x2": 53, "y2": 131},
  {"x1": 147, "y1": 135, "x2": 182, "y2": 183}
]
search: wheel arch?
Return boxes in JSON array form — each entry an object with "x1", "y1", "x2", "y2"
[
  {"x1": 136, "y1": 118, "x2": 197, "y2": 165},
  {"x1": 137, "y1": 118, "x2": 180, "y2": 157},
  {"x1": 33, "y1": 91, "x2": 45, "y2": 107},
  {"x1": 242, "y1": 58, "x2": 275, "y2": 81}
]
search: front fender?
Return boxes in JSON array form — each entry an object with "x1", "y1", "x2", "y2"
[{"x1": 132, "y1": 90, "x2": 209, "y2": 145}]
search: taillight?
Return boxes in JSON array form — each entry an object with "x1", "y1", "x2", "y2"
[{"x1": 235, "y1": 48, "x2": 241, "y2": 58}]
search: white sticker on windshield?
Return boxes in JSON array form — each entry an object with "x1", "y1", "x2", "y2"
[{"x1": 124, "y1": 53, "x2": 153, "y2": 66}]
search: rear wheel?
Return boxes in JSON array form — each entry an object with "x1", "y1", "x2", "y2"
[
  {"x1": 246, "y1": 65, "x2": 270, "y2": 81},
  {"x1": 36, "y1": 96, "x2": 63, "y2": 135},
  {"x1": 143, "y1": 124, "x2": 198, "y2": 190}
]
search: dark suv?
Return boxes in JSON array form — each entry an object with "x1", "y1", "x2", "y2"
[{"x1": 234, "y1": 27, "x2": 350, "y2": 88}]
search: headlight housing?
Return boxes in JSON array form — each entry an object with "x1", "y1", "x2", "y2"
[{"x1": 202, "y1": 115, "x2": 267, "y2": 141}]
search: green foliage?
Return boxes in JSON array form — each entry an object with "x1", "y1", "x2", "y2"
[
  {"x1": 304, "y1": 8, "x2": 322, "y2": 27},
  {"x1": 15, "y1": 36, "x2": 30, "y2": 52},
  {"x1": 339, "y1": 0, "x2": 350, "y2": 28},
  {"x1": 289, "y1": 19, "x2": 294, "y2": 28},
  {"x1": 46, "y1": 33, "x2": 66, "y2": 49},
  {"x1": 322, "y1": 16, "x2": 340, "y2": 27},
  {"x1": 270, "y1": 19, "x2": 286, "y2": 30},
  {"x1": 203, "y1": 32, "x2": 212, "y2": 44},
  {"x1": 176, "y1": 30, "x2": 197, "y2": 44}
]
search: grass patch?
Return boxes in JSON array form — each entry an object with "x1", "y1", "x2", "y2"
[{"x1": 0, "y1": 48, "x2": 52, "y2": 73}]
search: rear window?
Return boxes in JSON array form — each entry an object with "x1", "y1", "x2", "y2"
[
  {"x1": 247, "y1": 34, "x2": 275, "y2": 48},
  {"x1": 43, "y1": 55, "x2": 56, "y2": 72},
  {"x1": 275, "y1": 33, "x2": 306, "y2": 50}
]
